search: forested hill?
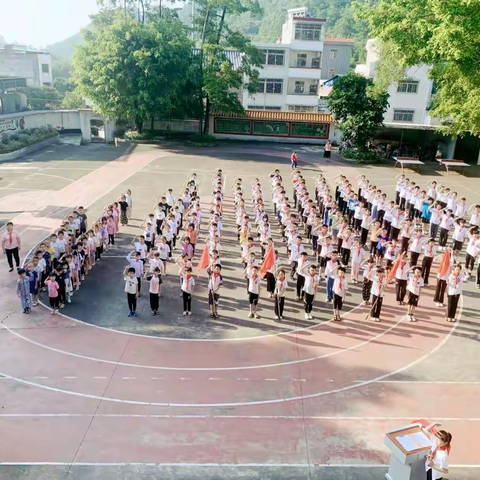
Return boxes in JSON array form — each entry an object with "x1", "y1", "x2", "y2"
[{"x1": 227, "y1": 0, "x2": 371, "y2": 62}]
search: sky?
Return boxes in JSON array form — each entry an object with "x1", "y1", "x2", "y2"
[{"x1": 0, "y1": 0, "x2": 99, "y2": 47}]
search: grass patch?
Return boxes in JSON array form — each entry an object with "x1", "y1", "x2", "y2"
[{"x1": 0, "y1": 126, "x2": 58, "y2": 154}]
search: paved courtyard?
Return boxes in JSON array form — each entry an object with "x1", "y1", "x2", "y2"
[{"x1": 0, "y1": 141, "x2": 479, "y2": 479}]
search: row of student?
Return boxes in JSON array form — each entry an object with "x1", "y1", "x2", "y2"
[
  {"x1": 123, "y1": 171, "x2": 226, "y2": 318},
  {"x1": 14, "y1": 191, "x2": 133, "y2": 315}
]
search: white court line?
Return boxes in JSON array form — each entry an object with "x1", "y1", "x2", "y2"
[
  {"x1": 0, "y1": 414, "x2": 478, "y2": 421},
  {"x1": 31, "y1": 173, "x2": 75, "y2": 183},
  {"x1": 360, "y1": 380, "x2": 480, "y2": 385},
  {"x1": 0, "y1": 311, "x2": 407, "y2": 371}
]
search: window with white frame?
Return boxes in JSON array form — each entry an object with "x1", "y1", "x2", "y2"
[
  {"x1": 296, "y1": 54, "x2": 307, "y2": 67},
  {"x1": 259, "y1": 49, "x2": 285, "y2": 66},
  {"x1": 393, "y1": 109, "x2": 415, "y2": 122},
  {"x1": 309, "y1": 82, "x2": 318, "y2": 95},
  {"x1": 247, "y1": 105, "x2": 282, "y2": 111},
  {"x1": 327, "y1": 68, "x2": 336, "y2": 78},
  {"x1": 294, "y1": 81, "x2": 305, "y2": 93},
  {"x1": 329, "y1": 49, "x2": 338, "y2": 59},
  {"x1": 288, "y1": 105, "x2": 316, "y2": 112},
  {"x1": 257, "y1": 78, "x2": 283, "y2": 94},
  {"x1": 397, "y1": 81, "x2": 419, "y2": 93},
  {"x1": 294, "y1": 23, "x2": 322, "y2": 41},
  {"x1": 311, "y1": 55, "x2": 321, "y2": 68}
]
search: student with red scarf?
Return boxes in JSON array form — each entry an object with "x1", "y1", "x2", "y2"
[
  {"x1": 423, "y1": 422, "x2": 452, "y2": 480},
  {"x1": 1, "y1": 222, "x2": 21, "y2": 272},
  {"x1": 446, "y1": 264, "x2": 467, "y2": 322}
]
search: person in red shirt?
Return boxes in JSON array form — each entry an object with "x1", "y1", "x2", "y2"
[{"x1": 290, "y1": 151, "x2": 298, "y2": 169}]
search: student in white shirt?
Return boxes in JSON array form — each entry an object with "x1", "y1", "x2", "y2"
[
  {"x1": 409, "y1": 229, "x2": 427, "y2": 266},
  {"x1": 181, "y1": 267, "x2": 195, "y2": 316},
  {"x1": 148, "y1": 267, "x2": 162, "y2": 315},
  {"x1": 369, "y1": 267, "x2": 386, "y2": 322},
  {"x1": 246, "y1": 265, "x2": 261, "y2": 319},
  {"x1": 438, "y1": 210, "x2": 454, "y2": 250},
  {"x1": 302, "y1": 264, "x2": 318, "y2": 320},
  {"x1": 464, "y1": 227, "x2": 480, "y2": 272},
  {"x1": 124, "y1": 267, "x2": 139, "y2": 317},
  {"x1": 395, "y1": 253, "x2": 410, "y2": 305},
  {"x1": 295, "y1": 252, "x2": 310, "y2": 300},
  {"x1": 406, "y1": 266, "x2": 424, "y2": 321},
  {"x1": 351, "y1": 242, "x2": 366, "y2": 283},
  {"x1": 452, "y1": 218, "x2": 468, "y2": 260},
  {"x1": 289, "y1": 236, "x2": 305, "y2": 280},
  {"x1": 274, "y1": 269, "x2": 288, "y2": 321},
  {"x1": 423, "y1": 423, "x2": 452, "y2": 480},
  {"x1": 208, "y1": 264, "x2": 223, "y2": 319},
  {"x1": 446, "y1": 264, "x2": 467, "y2": 322},
  {"x1": 325, "y1": 251, "x2": 340, "y2": 302},
  {"x1": 361, "y1": 258, "x2": 375, "y2": 304},
  {"x1": 421, "y1": 238, "x2": 436, "y2": 285},
  {"x1": 434, "y1": 249, "x2": 452, "y2": 307},
  {"x1": 333, "y1": 267, "x2": 348, "y2": 321}
]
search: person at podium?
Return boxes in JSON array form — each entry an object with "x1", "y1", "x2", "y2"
[{"x1": 423, "y1": 422, "x2": 452, "y2": 480}]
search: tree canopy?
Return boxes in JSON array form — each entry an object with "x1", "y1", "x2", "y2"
[
  {"x1": 327, "y1": 72, "x2": 388, "y2": 149},
  {"x1": 72, "y1": 11, "x2": 200, "y2": 129},
  {"x1": 359, "y1": 0, "x2": 480, "y2": 136}
]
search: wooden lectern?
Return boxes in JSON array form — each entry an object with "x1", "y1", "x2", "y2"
[{"x1": 384, "y1": 424, "x2": 432, "y2": 480}]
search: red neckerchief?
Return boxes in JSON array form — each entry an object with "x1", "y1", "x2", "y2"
[
  {"x1": 453, "y1": 272, "x2": 460, "y2": 289},
  {"x1": 338, "y1": 278, "x2": 344, "y2": 291},
  {"x1": 252, "y1": 274, "x2": 258, "y2": 282},
  {"x1": 431, "y1": 445, "x2": 450, "y2": 457},
  {"x1": 378, "y1": 276, "x2": 384, "y2": 291},
  {"x1": 8, "y1": 231, "x2": 13, "y2": 246},
  {"x1": 413, "y1": 275, "x2": 421, "y2": 290},
  {"x1": 357, "y1": 246, "x2": 361, "y2": 255},
  {"x1": 429, "y1": 245, "x2": 433, "y2": 256},
  {"x1": 186, "y1": 275, "x2": 192, "y2": 288},
  {"x1": 400, "y1": 261, "x2": 406, "y2": 273}
]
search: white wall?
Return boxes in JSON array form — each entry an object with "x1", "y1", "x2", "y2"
[{"x1": 0, "y1": 110, "x2": 81, "y2": 131}]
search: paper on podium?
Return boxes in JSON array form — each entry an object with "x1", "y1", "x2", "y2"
[{"x1": 397, "y1": 432, "x2": 432, "y2": 451}]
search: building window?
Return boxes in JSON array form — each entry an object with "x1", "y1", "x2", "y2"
[
  {"x1": 42, "y1": 64, "x2": 50, "y2": 73},
  {"x1": 294, "y1": 23, "x2": 322, "y2": 41},
  {"x1": 311, "y1": 56, "x2": 321, "y2": 69},
  {"x1": 309, "y1": 83, "x2": 318, "y2": 95},
  {"x1": 257, "y1": 78, "x2": 283, "y2": 94},
  {"x1": 247, "y1": 105, "x2": 282, "y2": 111},
  {"x1": 288, "y1": 105, "x2": 315, "y2": 112},
  {"x1": 393, "y1": 109, "x2": 415, "y2": 122},
  {"x1": 327, "y1": 68, "x2": 336, "y2": 78},
  {"x1": 259, "y1": 49, "x2": 285, "y2": 66},
  {"x1": 294, "y1": 81, "x2": 305, "y2": 94},
  {"x1": 257, "y1": 79, "x2": 266, "y2": 93},
  {"x1": 296, "y1": 54, "x2": 307, "y2": 67},
  {"x1": 397, "y1": 81, "x2": 419, "y2": 93},
  {"x1": 329, "y1": 49, "x2": 338, "y2": 60},
  {"x1": 43, "y1": 82, "x2": 51, "y2": 86}
]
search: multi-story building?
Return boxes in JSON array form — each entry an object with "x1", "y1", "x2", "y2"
[
  {"x1": 0, "y1": 44, "x2": 53, "y2": 88},
  {"x1": 243, "y1": 7, "x2": 354, "y2": 112},
  {"x1": 355, "y1": 39, "x2": 435, "y2": 126}
]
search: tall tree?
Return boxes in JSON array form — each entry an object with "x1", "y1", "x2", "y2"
[
  {"x1": 327, "y1": 72, "x2": 389, "y2": 149},
  {"x1": 72, "y1": 11, "x2": 200, "y2": 130},
  {"x1": 358, "y1": 0, "x2": 480, "y2": 136}
]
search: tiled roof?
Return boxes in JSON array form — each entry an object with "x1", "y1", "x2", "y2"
[
  {"x1": 323, "y1": 37, "x2": 355, "y2": 44},
  {"x1": 212, "y1": 110, "x2": 334, "y2": 124}
]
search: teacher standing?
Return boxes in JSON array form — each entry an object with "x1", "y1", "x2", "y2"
[
  {"x1": 423, "y1": 422, "x2": 452, "y2": 480},
  {"x1": 324, "y1": 140, "x2": 332, "y2": 162},
  {"x1": 1, "y1": 222, "x2": 21, "y2": 272}
]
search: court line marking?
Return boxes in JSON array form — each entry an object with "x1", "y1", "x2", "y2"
[
  {"x1": 0, "y1": 414, "x2": 478, "y2": 421},
  {"x1": 0, "y1": 301, "x2": 460, "y2": 407},
  {"x1": 0, "y1": 312, "x2": 407, "y2": 371},
  {"x1": 357, "y1": 380, "x2": 480, "y2": 385}
]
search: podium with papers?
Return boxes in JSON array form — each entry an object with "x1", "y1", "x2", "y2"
[{"x1": 384, "y1": 424, "x2": 432, "y2": 480}]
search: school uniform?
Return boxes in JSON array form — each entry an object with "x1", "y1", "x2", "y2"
[
  {"x1": 302, "y1": 273, "x2": 318, "y2": 314},
  {"x1": 340, "y1": 234, "x2": 353, "y2": 265},
  {"x1": 465, "y1": 235, "x2": 480, "y2": 271},
  {"x1": 325, "y1": 259, "x2": 339, "y2": 301},
  {"x1": 124, "y1": 276, "x2": 138, "y2": 313},
  {"x1": 429, "y1": 208, "x2": 441, "y2": 240},
  {"x1": 247, "y1": 272, "x2": 261, "y2": 305},
  {"x1": 274, "y1": 278, "x2": 288, "y2": 318},
  {"x1": 362, "y1": 264, "x2": 375, "y2": 302},
  {"x1": 295, "y1": 257, "x2": 310, "y2": 298},
  {"x1": 438, "y1": 215, "x2": 454, "y2": 247},
  {"x1": 421, "y1": 244, "x2": 436, "y2": 285},
  {"x1": 446, "y1": 273, "x2": 466, "y2": 320},
  {"x1": 425, "y1": 439, "x2": 449, "y2": 480},
  {"x1": 409, "y1": 235, "x2": 424, "y2": 266},
  {"x1": 395, "y1": 261, "x2": 410, "y2": 303},
  {"x1": 208, "y1": 273, "x2": 223, "y2": 307},
  {"x1": 390, "y1": 212, "x2": 404, "y2": 241},
  {"x1": 452, "y1": 223, "x2": 468, "y2": 252},
  {"x1": 370, "y1": 275, "x2": 386, "y2": 320},
  {"x1": 407, "y1": 274, "x2": 424, "y2": 306},
  {"x1": 181, "y1": 274, "x2": 195, "y2": 312},
  {"x1": 149, "y1": 275, "x2": 161, "y2": 311},
  {"x1": 289, "y1": 244, "x2": 305, "y2": 278},
  {"x1": 434, "y1": 266, "x2": 451, "y2": 305},
  {"x1": 333, "y1": 277, "x2": 347, "y2": 311}
]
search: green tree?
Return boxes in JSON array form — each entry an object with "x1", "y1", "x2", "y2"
[
  {"x1": 61, "y1": 90, "x2": 87, "y2": 109},
  {"x1": 72, "y1": 11, "x2": 199, "y2": 131},
  {"x1": 17, "y1": 86, "x2": 63, "y2": 110},
  {"x1": 358, "y1": 0, "x2": 480, "y2": 136},
  {"x1": 327, "y1": 72, "x2": 388, "y2": 149}
]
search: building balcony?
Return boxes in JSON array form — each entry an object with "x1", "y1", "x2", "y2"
[
  {"x1": 287, "y1": 88, "x2": 318, "y2": 96},
  {"x1": 288, "y1": 67, "x2": 322, "y2": 79},
  {"x1": 286, "y1": 94, "x2": 319, "y2": 106}
]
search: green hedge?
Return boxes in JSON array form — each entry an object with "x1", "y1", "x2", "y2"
[
  {"x1": 124, "y1": 129, "x2": 215, "y2": 144},
  {"x1": 0, "y1": 126, "x2": 58, "y2": 154},
  {"x1": 342, "y1": 147, "x2": 380, "y2": 163}
]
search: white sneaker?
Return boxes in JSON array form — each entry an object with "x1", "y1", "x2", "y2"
[
  {"x1": 305, "y1": 313, "x2": 309, "y2": 320},
  {"x1": 308, "y1": 314, "x2": 313, "y2": 320},
  {"x1": 274, "y1": 315, "x2": 279, "y2": 320}
]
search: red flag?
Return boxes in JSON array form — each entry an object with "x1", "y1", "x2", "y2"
[
  {"x1": 437, "y1": 249, "x2": 450, "y2": 278},
  {"x1": 196, "y1": 245, "x2": 209, "y2": 277},
  {"x1": 260, "y1": 246, "x2": 275, "y2": 278},
  {"x1": 387, "y1": 254, "x2": 403, "y2": 283}
]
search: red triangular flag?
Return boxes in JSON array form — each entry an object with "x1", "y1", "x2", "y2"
[
  {"x1": 387, "y1": 253, "x2": 403, "y2": 283},
  {"x1": 437, "y1": 249, "x2": 450, "y2": 278},
  {"x1": 260, "y1": 246, "x2": 275, "y2": 278},
  {"x1": 196, "y1": 245, "x2": 209, "y2": 277}
]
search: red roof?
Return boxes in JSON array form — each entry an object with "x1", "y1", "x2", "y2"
[
  {"x1": 323, "y1": 37, "x2": 355, "y2": 44},
  {"x1": 292, "y1": 17, "x2": 326, "y2": 23},
  {"x1": 212, "y1": 110, "x2": 334, "y2": 124}
]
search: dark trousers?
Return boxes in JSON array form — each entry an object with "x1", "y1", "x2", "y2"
[
  {"x1": 296, "y1": 275, "x2": 305, "y2": 298},
  {"x1": 363, "y1": 279, "x2": 372, "y2": 302},
  {"x1": 341, "y1": 248, "x2": 350, "y2": 266},
  {"x1": 477, "y1": 263, "x2": 480, "y2": 286},
  {"x1": 6, "y1": 247, "x2": 20, "y2": 269},
  {"x1": 361, "y1": 227, "x2": 368, "y2": 245},
  {"x1": 304, "y1": 293, "x2": 314, "y2": 313},
  {"x1": 58, "y1": 287, "x2": 65, "y2": 305},
  {"x1": 49, "y1": 296, "x2": 60, "y2": 309},
  {"x1": 427, "y1": 468, "x2": 442, "y2": 480},
  {"x1": 290, "y1": 261, "x2": 298, "y2": 278},
  {"x1": 439, "y1": 227, "x2": 449, "y2": 247},
  {"x1": 390, "y1": 226, "x2": 400, "y2": 241},
  {"x1": 465, "y1": 253, "x2": 476, "y2": 271},
  {"x1": 108, "y1": 234, "x2": 115, "y2": 245},
  {"x1": 274, "y1": 296, "x2": 285, "y2": 317},
  {"x1": 333, "y1": 293, "x2": 343, "y2": 310},
  {"x1": 150, "y1": 292, "x2": 159, "y2": 311},
  {"x1": 377, "y1": 209, "x2": 385, "y2": 225},
  {"x1": 434, "y1": 279, "x2": 447, "y2": 304},
  {"x1": 266, "y1": 272, "x2": 276, "y2": 293},
  {"x1": 182, "y1": 291, "x2": 192, "y2": 311},
  {"x1": 430, "y1": 223, "x2": 439, "y2": 240},
  {"x1": 136, "y1": 276, "x2": 141, "y2": 293},
  {"x1": 401, "y1": 236, "x2": 410, "y2": 253},
  {"x1": 421, "y1": 256, "x2": 433, "y2": 284},
  {"x1": 396, "y1": 279, "x2": 407, "y2": 302},
  {"x1": 447, "y1": 294, "x2": 460, "y2": 319},
  {"x1": 370, "y1": 295, "x2": 383, "y2": 318},
  {"x1": 127, "y1": 293, "x2": 136, "y2": 312},
  {"x1": 96, "y1": 246, "x2": 102, "y2": 261},
  {"x1": 410, "y1": 251, "x2": 420, "y2": 266}
]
